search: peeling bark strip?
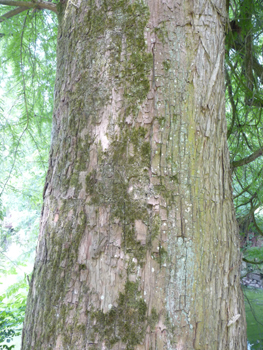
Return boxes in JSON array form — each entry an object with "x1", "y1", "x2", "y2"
[{"x1": 21, "y1": 0, "x2": 246, "y2": 349}]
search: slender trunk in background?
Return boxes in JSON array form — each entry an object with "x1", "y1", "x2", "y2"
[{"x1": 22, "y1": 0, "x2": 246, "y2": 349}]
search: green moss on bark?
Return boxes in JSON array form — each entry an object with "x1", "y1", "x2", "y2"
[
  {"x1": 148, "y1": 307, "x2": 159, "y2": 330},
  {"x1": 82, "y1": 0, "x2": 152, "y2": 115},
  {"x1": 84, "y1": 125, "x2": 153, "y2": 262},
  {"x1": 92, "y1": 281, "x2": 147, "y2": 349}
]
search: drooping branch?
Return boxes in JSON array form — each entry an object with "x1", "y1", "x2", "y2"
[
  {"x1": 229, "y1": 40, "x2": 263, "y2": 84},
  {"x1": 243, "y1": 258, "x2": 263, "y2": 265},
  {"x1": 0, "y1": 0, "x2": 57, "y2": 14},
  {"x1": 251, "y1": 209, "x2": 263, "y2": 237},
  {"x1": 226, "y1": 69, "x2": 237, "y2": 139},
  {"x1": 252, "y1": 56, "x2": 263, "y2": 83},
  {"x1": 234, "y1": 185, "x2": 261, "y2": 210},
  {"x1": 243, "y1": 293, "x2": 263, "y2": 327},
  {"x1": 231, "y1": 147, "x2": 263, "y2": 168},
  {"x1": 234, "y1": 165, "x2": 263, "y2": 199},
  {"x1": 227, "y1": 59, "x2": 263, "y2": 108},
  {"x1": 0, "y1": 6, "x2": 28, "y2": 22}
]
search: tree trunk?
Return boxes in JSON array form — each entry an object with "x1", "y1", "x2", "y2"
[{"x1": 21, "y1": 0, "x2": 247, "y2": 349}]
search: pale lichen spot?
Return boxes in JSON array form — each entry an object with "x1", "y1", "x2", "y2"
[{"x1": 54, "y1": 214, "x2": 59, "y2": 223}]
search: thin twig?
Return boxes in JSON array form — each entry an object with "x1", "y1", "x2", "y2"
[
  {"x1": 243, "y1": 291, "x2": 263, "y2": 327},
  {"x1": 0, "y1": 248, "x2": 28, "y2": 275}
]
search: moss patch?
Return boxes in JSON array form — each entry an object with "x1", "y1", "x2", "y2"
[
  {"x1": 85, "y1": 125, "x2": 153, "y2": 262},
  {"x1": 152, "y1": 242, "x2": 168, "y2": 267},
  {"x1": 148, "y1": 307, "x2": 159, "y2": 330},
  {"x1": 92, "y1": 281, "x2": 147, "y2": 349},
  {"x1": 83, "y1": 0, "x2": 152, "y2": 115}
]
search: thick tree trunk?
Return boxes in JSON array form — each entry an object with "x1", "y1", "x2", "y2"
[{"x1": 21, "y1": 0, "x2": 246, "y2": 349}]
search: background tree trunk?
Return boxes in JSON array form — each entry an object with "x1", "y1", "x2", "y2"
[{"x1": 21, "y1": 0, "x2": 247, "y2": 349}]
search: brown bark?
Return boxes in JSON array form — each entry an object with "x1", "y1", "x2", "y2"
[
  {"x1": 0, "y1": 7, "x2": 28, "y2": 22},
  {"x1": 0, "y1": 0, "x2": 57, "y2": 13},
  {"x1": 231, "y1": 147, "x2": 263, "y2": 168},
  {"x1": 21, "y1": 0, "x2": 246, "y2": 349}
]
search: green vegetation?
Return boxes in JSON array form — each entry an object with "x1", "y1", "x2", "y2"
[
  {"x1": 0, "y1": 3, "x2": 57, "y2": 348},
  {"x1": 243, "y1": 287, "x2": 263, "y2": 349},
  {"x1": 226, "y1": 0, "x2": 263, "y2": 238},
  {"x1": 0, "y1": 276, "x2": 28, "y2": 350}
]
